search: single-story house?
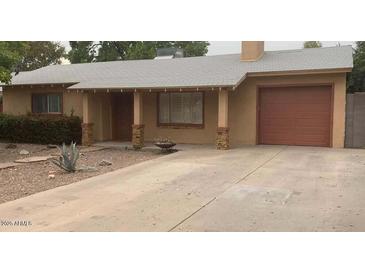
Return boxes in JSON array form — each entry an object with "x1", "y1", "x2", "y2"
[{"x1": 1, "y1": 41, "x2": 353, "y2": 149}]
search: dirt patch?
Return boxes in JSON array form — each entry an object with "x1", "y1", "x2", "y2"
[
  {"x1": 0, "y1": 143, "x2": 56, "y2": 163},
  {"x1": 0, "y1": 143, "x2": 162, "y2": 204}
]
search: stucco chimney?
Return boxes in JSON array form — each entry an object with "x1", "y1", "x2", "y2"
[{"x1": 241, "y1": 41, "x2": 264, "y2": 61}]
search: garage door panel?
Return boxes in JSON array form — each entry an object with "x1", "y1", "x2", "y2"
[
  {"x1": 261, "y1": 124, "x2": 293, "y2": 131},
  {"x1": 261, "y1": 136, "x2": 295, "y2": 145},
  {"x1": 261, "y1": 117, "x2": 293, "y2": 125},
  {"x1": 261, "y1": 104, "x2": 331, "y2": 115},
  {"x1": 293, "y1": 136, "x2": 329, "y2": 146},
  {"x1": 295, "y1": 118, "x2": 329, "y2": 127},
  {"x1": 296, "y1": 131, "x2": 330, "y2": 138},
  {"x1": 295, "y1": 104, "x2": 330, "y2": 113},
  {"x1": 259, "y1": 85, "x2": 332, "y2": 147}
]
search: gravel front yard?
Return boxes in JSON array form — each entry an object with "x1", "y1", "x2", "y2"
[{"x1": 0, "y1": 142, "x2": 162, "y2": 204}]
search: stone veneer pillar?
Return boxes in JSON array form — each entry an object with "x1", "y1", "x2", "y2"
[
  {"x1": 216, "y1": 127, "x2": 230, "y2": 150},
  {"x1": 132, "y1": 91, "x2": 144, "y2": 150},
  {"x1": 82, "y1": 123, "x2": 94, "y2": 146},
  {"x1": 132, "y1": 124, "x2": 145, "y2": 149},
  {"x1": 217, "y1": 88, "x2": 229, "y2": 150}
]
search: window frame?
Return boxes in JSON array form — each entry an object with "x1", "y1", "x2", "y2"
[
  {"x1": 157, "y1": 91, "x2": 205, "y2": 128},
  {"x1": 31, "y1": 93, "x2": 63, "y2": 115}
]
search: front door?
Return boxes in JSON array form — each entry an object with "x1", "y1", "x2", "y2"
[{"x1": 112, "y1": 93, "x2": 133, "y2": 141}]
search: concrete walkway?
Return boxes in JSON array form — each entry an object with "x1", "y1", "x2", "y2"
[{"x1": 0, "y1": 145, "x2": 364, "y2": 231}]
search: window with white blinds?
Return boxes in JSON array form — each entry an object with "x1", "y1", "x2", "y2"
[{"x1": 159, "y1": 92, "x2": 203, "y2": 125}]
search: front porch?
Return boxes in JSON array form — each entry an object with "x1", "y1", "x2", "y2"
[
  {"x1": 94, "y1": 141, "x2": 216, "y2": 152},
  {"x1": 81, "y1": 88, "x2": 231, "y2": 150}
]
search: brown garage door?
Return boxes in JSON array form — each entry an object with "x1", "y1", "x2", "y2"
[{"x1": 258, "y1": 85, "x2": 332, "y2": 147}]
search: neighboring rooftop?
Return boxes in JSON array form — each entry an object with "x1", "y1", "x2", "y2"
[
  {"x1": 3, "y1": 46, "x2": 353, "y2": 90},
  {"x1": 154, "y1": 48, "x2": 184, "y2": 59}
]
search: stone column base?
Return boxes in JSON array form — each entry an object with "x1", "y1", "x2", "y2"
[
  {"x1": 132, "y1": 124, "x2": 145, "y2": 149},
  {"x1": 216, "y1": 127, "x2": 230, "y2": 150},
  {"x1": 82, "y1": 123, "x2": 94, "y2": 146}
]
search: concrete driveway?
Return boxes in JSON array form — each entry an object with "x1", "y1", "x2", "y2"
[{"x1": 0, "y1": 145, "x2": 364, "y2": 232}]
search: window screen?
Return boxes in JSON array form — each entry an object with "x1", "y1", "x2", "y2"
[
  {"x1": 48, "y1": 94, "x2": 61, "y2": 113},
  {"x1": 32, "y1": 94, "x2": 62, "y2": 113},
  {"x1": 159, "y1": 92, "x2": 203, "y2": 125}
]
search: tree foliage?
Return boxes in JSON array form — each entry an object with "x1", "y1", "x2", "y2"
[
  {"x1": 0, "y1": 42, "x2": 26, "y2": 84},
  {"x1": 68, "y1": 41, "x2": 97, "y2": 63},
  {"x1": 67, "y1": 41, "x2": 210, "y2": 63},
  {"x1": 0, "y1": 41, "x2": 65, "y2": 84},
  {"x1": 16, "y1": 41, "x2": 65, "y2": 72},
  {"x1": 173, "y1": 41, "x2": 209, "y2": 57},
  {"x1": 303, "y1": 41, "x2": 322, "y2": 48},
  {"x1": 97, "y1": 41, "x2": 137, "y2": 61},
  {"x1": 348, "y1": 42, "x2": 365, "y2": 92}
]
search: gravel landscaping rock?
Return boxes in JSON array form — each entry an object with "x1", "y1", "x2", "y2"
[
  {"x1": 47, "y1": 144, "x2": 58, "y2": 149},
  {"x1": 99, "y1": 159, "x2": 112, "y2": 166},
  {"x1": 80, "y1": 147, "x2": 105, "y2": 153},
  {"x1": 0, "y1": 144, "x2": 161, "y2": 204},
  {"x1": 0, "y1": 162, "x2": 22, "y2": 170},
  {"x1": 14, "y1": 156, "x2": 55, "y2": 163},
  {"x1": 19, "y1": 149, "x2": 30, "y2": 155},
  {"x1": 5, "y1": 144, "x2": 17, "y2": 149}
]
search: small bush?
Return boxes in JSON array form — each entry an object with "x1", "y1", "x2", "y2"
[{"x1": 0, "y1": 113, "x2": 82, "y2": 145}]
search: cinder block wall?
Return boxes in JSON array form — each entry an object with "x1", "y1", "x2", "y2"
[{"x1": 345, "y1": 92, "x2": 365, "y2": 148}]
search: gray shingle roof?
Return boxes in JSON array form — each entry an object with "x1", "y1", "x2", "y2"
[{"x1": 5, "y1": 46, "x2": 353, "y2": 89}]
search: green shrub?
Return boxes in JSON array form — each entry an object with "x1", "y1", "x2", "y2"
[{"x1": 0, "y1": 113, "x2": 82, "y2": 145}]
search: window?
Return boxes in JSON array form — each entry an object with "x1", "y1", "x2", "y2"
[
  {"x1": 32, "y1": 94, "x2": 62, "y2": 114},
  {"x1": 158, "y1": 92, "x2": 203, "y2": 126}
]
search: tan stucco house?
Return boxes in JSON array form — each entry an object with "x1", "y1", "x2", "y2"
[{"x1": 1, "y1": 42, "x2": 353, "y2": 149}]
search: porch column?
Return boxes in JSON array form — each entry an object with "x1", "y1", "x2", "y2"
[
  {"x1": 82, "y1": 92, "x2": 94, "y2": 146},
  {"x1": 132, "y1": 91, "x2": 144, "y2": 149},
  {"x1": 216, "y1": 88, "x2": 229, "y2": 150}
]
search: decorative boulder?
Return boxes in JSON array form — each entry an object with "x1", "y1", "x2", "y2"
[
  {"x1": 47, "y1": 144, "x2": 58, "y2": 149},
  {"x1": 19, "y1": 149, "x2": 30, "y2": 155},
  {"x1": 99, "y1": 159, "x2": 112, "y2": 166}
]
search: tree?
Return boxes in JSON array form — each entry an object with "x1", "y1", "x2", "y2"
[
  {"x1": 0, "y1": 42, "x2": 26, "y2": 84},
  {"x1": 303, "y1": 41, "x2": 322, "y2": 48},
  {"x1": 173, "y1": 41, "x2": 209, "y2": 57},
  {"x1": 68, "y1": 41, "x2": 210, "y2": 63},
  {"x1": 0, "y1": 41, "x2": 65, "y2": 84},
  {"x1": 348, "y1": 42, "x2": 365, "y2": 92},
  {"x1": 125, "y1": 42, "x2": 157, "y2": 60},
  {"x1": 68, "y1": 41, "x2": 97, "y2": 63},
  {"x1": 16, "y1": 41, "x2": 65, "y2": 71},
  {"x1": 96, "y1": 41, "x2": 161, "y2": 61},
  {"x1": 96, "y1": 41, "x2": 137, "y2": 62}
]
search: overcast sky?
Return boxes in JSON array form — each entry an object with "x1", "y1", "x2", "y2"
[
  {"x1": 62, "y1": 41, "x2": 355, "y2": 56},
  {"x1": 207, "y1": 41, "x2": 355, "y2": 55}
]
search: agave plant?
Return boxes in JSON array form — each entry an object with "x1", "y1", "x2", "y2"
[{"x1": 51, "y1": 142, "x2": 79, "y2": 172}]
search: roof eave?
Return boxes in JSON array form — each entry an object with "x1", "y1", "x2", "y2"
[
  {"x1": 1, "y1": 82, "x2": 79, "y2": 87},
  {"x1": 246, "y1": 67, "x2": 352, "y2": 78},
  {"x1": 66, "y1": 84, "x2": 236, "y2": 91}
]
